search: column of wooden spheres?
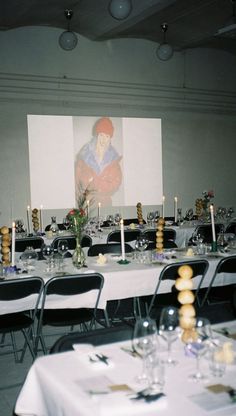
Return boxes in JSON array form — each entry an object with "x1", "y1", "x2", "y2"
[
  {"x1": 195, "y1": 198, "x2": 203, "y2": 217},
  {"x1": 32, "y1": 208, "x2": 40, "y2": 233},
  {"x1": 136, "y1": 202, "x2": 144, "y2": 225},
  {"x1": 175, "y1": 264, "x2": 198, "y2": 343},
  {"x1": 156, "y1": 217, "x2": 165, "y2": 253},
  {"x1": 1, "y1": 226, "x2": 11, "y2": 266}
]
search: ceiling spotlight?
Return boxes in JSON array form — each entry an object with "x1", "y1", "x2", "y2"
[
  {"x1": 59, "y1": 9, "x2": 78, "y2": 51},
  {"x1": 109, "y1": 0, "x2": 132, "y2": 20},
  {"x1": 156, "y1": 23, "x2": 173, "y2": 61}
]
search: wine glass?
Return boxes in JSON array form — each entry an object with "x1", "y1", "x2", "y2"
[
  {"x1": 114, "y1": 213, "x2": 121, "y2": 227},
  {"x1": 106, "y1": 214, "x2": 114, "y2": 228},
  {"x1": 42, "y1": 243, "x2": 54, "y2": 272},
  {"x1": 135, "y1": 235, "x2": 149, "y2": 262},
  {"x1": 147, "y1": 212, "x2": 154, "y2": 227},
  {"x1": 132, "y1": 317, "x2": 158, "y2": 383},
  {"x1": 186, "y1": 317, "x2": 212, "y2": 382},
  {"x1": 159, "y1": 306, "x2": 180, "y2": 366},
  {"x1": 63, "y1": 217, "x2": 70, "y2": 232},
  {"x1": 57, "y1": 239, "x2": 69, "y2": 269}
]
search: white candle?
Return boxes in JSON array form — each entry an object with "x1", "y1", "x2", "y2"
[
  {"x1": 98, "y1": 202, "x2": 101, "y2": 218},
  {"x1": 174, "y1": 197, "x2": 178, "y2": 223},
  {"x1": 11, "y1": 221, "x2": 16, "y2": 266},
  {"x1": 40, "y1": 205, "x2": 43, "y2": 233},
  {"x1": 120, "y1": 219, "x2": 125, "y2": 261},
  {"x1": 27, "y1": 205, "x2": 31, "y2": 235},
  {"x1": 210, "y1": 204, "x2": 216, "y2": 242},
  {"x1": 162, "y1": 195, "x2": 165, "y2": 218}
]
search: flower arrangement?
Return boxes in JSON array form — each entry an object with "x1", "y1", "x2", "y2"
[
  {"x1": 195, "y1": 190, "x2": 214, "y2": 218},
  {"x1": 67, "y1": 188, "x2": 89, "y2": 234}
]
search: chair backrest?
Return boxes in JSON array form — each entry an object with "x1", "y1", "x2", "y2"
[
  {"x1": 142, "y1": 229, "x2": 177, "y2": 250},
  {"x1": 148, "y1": 259, "x2": 209, "y2": 314},
  {"x1": 45, "y1": 223, "x2": 65, "y2": 231},
  {"x1": 51, "y1": 235, "x2": 92, "y2": 251},
  {"x1": 123, "y1": 218, "x2": 146, "y2": 225},
  {"x1": 198, "y1": 255, "x2": 236, "y2": 306},
  {"x1": 15, "y1": 237, "x2": 44, "y2": 252},
  {"x1": 50, "y1": 325, "x2": 133, "y2": 354},
  {"x1": 193, "y1": 223, "x2": 224, "y2": 244},
  {"x1": 0, "y1": 276, "x2": 44, "y2": 315},
  {"x1": 87, "y1": 243, "x2": 133, "y2": 256},
  {"x1": 107, "y1": 229, "x2": 141, "y2": 243},
  {"x1": 225, "y1": 222, "x2": 236, "y2": 235}
]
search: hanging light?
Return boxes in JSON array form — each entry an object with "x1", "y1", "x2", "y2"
[
  {"x1": 109, "y1": 0, "x2": 132, "y2": 20},
  {"x1": 59, "y1": 10, "x2": 78, "y2": 51},
  {"x1": 156, "y1": 23, "x2": 173, "y2": 61}
]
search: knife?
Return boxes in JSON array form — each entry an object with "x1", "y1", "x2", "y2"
[{"x1": 95, "y1": 353, "x2": 109, "y2": 365}]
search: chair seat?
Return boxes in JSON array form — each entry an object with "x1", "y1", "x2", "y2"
[
  {"x1": 41, "y1": 308, "x2": 94, "y2": 327},
  {"x1": 0, "y1": 313, "x2": 33, "y2": 332}
]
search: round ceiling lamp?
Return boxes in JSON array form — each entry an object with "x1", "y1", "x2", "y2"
[
  {"x1": 109, "y1": 0, "x2": 132, "y2": 20},
  {"x1": 156, "y1": 23, "x2": 173, "y2": 61},
  {"x1": 59, "y1": 9, "x2": 78, "y2": 51}
]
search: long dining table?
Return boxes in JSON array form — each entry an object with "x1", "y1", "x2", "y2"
[{"x1": 14, "y1": 320, "x2": 236, "y2": 416}]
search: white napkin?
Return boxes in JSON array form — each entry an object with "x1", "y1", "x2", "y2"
[{"x1": 73, "y1": 344, "x2": 114, "y2": 369}]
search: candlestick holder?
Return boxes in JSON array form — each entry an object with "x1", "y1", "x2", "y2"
[
  {"x1": 117, "y1": 259, "x2": 130, "y2": 265},
  {"x1": 211, "y1": 241, "x2": 218, "y2": 252}
]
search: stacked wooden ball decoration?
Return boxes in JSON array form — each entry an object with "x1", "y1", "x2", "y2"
[
  {"x1": 195, "y1": 198, "x2": 203, "y2": 217},
  {"x1": 156, "y1": 217, "x2": 165, "y2": 253},
  {"x1": 32, "y1": 208, "x2": 40, "y2": 233},
  {"x1": 175, "y1": 264, "x2": 198, "y2": 343},
  {"x1": 136, "y1": 202, "x2": 144, "y2": 225},
  {"x1": 1, "y1": 226, "x2": 11, "y2": 266}
]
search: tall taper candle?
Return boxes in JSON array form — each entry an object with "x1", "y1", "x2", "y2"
[
  {"x1": 210, "y1": 204, "x2": 216, "y2": 242},
  {"x1": 120, "y1": 219, "x2": 125, "y2": 261},
  {"x1": 162, "y1": 195, "x2": 165, "y2": 218},
  {"x1": 11, "y1": 221, "x2": 16, "y2": 266},
  {"x1": 174, "y1": 197, "x2": 178, "y2": 223},
  {"x1": 27, "y1": 205, "x2": 31, "y2": 235},
  {"x1": 98, "y1": 202, "x2": 101, "y2": 218},
  {"x1": 40, "y1": 205, "x2": 43, "y2": 233}
]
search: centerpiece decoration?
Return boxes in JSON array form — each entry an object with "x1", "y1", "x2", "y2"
[
  {"x1": 195, "y1": 190, "x2": 214, "y2": 221},
  {"x1": 136, "y1": 202, "x2": 144, "y2": 225},
  {"x1": 67, "y1": 188, "x2": 90, "y2": 268}
]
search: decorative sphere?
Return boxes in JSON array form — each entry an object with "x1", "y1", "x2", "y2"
[
  {"x1": 156, "y1": 43, "x2": 173, "y2": 61},
  {"x1": 59, "y1": 31, "x2": 78, "y2": 51},
  {"x1": 109, "y1": 0, "x2": 132, "y2": 20}
]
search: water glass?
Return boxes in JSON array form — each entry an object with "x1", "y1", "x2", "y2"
[
  {"x1": 209, "y1": 346, "x2": 226, "y2": 377},
  {"x1": 146, "y1": 351, "x2": 165, "y2": 393}
]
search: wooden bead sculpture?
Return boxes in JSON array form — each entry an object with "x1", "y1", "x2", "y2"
[
  {"x1": 32, "y1": 208, "x2": 40, "y2": 233},
  {"x1": 175, "y1": 264, "x2": 198, "y2": 343},
  {"x1": 156, "y1": 217, "x2": 165, "y2": 253},
  {"x1": 1, "y1": 226, "x2": 11, "y2": 266},
  {"x1": 195, "y1": 198, "x2": 203, "y2": 218},
  {"x1": 136, "y1": 202, "x2": 144, "y2": 225}
]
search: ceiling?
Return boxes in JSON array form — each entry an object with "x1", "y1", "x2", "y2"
[{"x1": 1, "y1": 0, "x2": 236, "y2": 56}]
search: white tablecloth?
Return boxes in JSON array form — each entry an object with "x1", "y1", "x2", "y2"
[{"x1": 14, "y1": 322, "x2": 236, "y2": 416}]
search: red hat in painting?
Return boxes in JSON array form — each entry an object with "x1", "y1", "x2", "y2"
[{"x1": 95, "y1": 117, "x2": 114, "y2": 137}]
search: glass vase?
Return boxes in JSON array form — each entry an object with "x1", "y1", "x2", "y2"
[{"x1": 72, "y1": 233, "x2": 86, "y2": 268}]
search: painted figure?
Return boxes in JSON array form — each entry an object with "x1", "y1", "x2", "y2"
[{"x1": 75, "y1": 117, "x2": 122, "y2": 206}]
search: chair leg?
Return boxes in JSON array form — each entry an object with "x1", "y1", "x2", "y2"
[
  {"x1": 20, "y1": 329, "x2": 36, "y2": 363},
  {"x1": 10, "y1": 332, "x2": 19, "y2": 363}
]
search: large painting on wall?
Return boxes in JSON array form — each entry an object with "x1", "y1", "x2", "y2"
[{"x1": 27, "y1": 115, "x2": 163, "y2": 210}]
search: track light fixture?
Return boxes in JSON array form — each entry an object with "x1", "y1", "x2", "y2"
[
  {"x1": 156, "y1": 23, "x2": 173, "y2": 61},
  {"x1": 59, "y1": 9, "x2": 78, "y2": 51}
]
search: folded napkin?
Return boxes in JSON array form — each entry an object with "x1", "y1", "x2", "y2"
[{"x1": 73, "y1": 344, "x2": 114, "y2": 369}]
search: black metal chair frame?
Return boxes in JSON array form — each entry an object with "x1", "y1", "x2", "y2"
[
  {"x1": 15, "y1": 236, "x2": 44, "y2": 252},
  {"x1": 142, "y1": 228, "x2": 177, "y2": 250},
  {"x1": 0, "y1": 276, "x2": 44, "y2": 362},
  {"x1": 147, "y1": 259, "x2": 209, "y2": 317},
  {"x1": 196, "y1": 255, "x2": 236, "y2": 307},
  {"x1": 35, "y1": 273, "x2": 105, "y2": 354},
  {"x1": 50, "y1": 324, "x2": 133, "y2": 354},
  {"x1": 87, "y1": 243, "x2": 133, "y2": 256},
  {"x1": 51, "y1": 235, "x2": 92, "y2": 251},
  {"x1": 191, "y1": 223, "x2": 224, "y2": 244},
  {"x1": 225, "y1": 222, "x2": 236, "y2": 235},
  {"x1": 107, "y1": 229, "x2": 141, "y2": 243}
]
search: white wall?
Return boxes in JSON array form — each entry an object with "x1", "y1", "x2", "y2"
[{"x1": 0, "y1": 26, "x2": 236, "y2": 226}]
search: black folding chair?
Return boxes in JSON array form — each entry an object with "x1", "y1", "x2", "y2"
[
  {"x1": 51, "y1": 235, "x2": 92, "y2": 257},
  {"x1": 142, "y1": 229, "x2": 177, "y2": 250},
  {"x1": 0, "y1": 277, "x2": 44, "y2": 362},
  {"x1": 87, "y1": 243, "x2": 133, "y2": 256},
  {"x1": 107, "y1": 229, "x2": 141, "y2": 243},
  {"x1": 15, "y1": 237, "x2": 44, "y2": 252},
  {"x1": 50, "y1": 325, "x2": 133, "y2": 354},
  {"x1": 196, "y1": 255, "x2": 236, "y2": 307},
  {"x1": 190, "y1": 223, "x2": 224, "y2": 244},
  {"x1": 225, "y1": 222, "x2": 236, "y2": 235},
  {"x1": 146, "y1": 259, "x2": 209, "y2": 319},
  {"x1": 35, "y1": 273, "x2": 105, "y2": 354}
]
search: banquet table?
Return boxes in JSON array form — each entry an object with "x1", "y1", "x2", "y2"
[
  {"x1": 3, "y1": 249, "x2": 236, "y2": 316},
  {"x1": 14, "y1": 321, "x2": 236, "y2": 416}
]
